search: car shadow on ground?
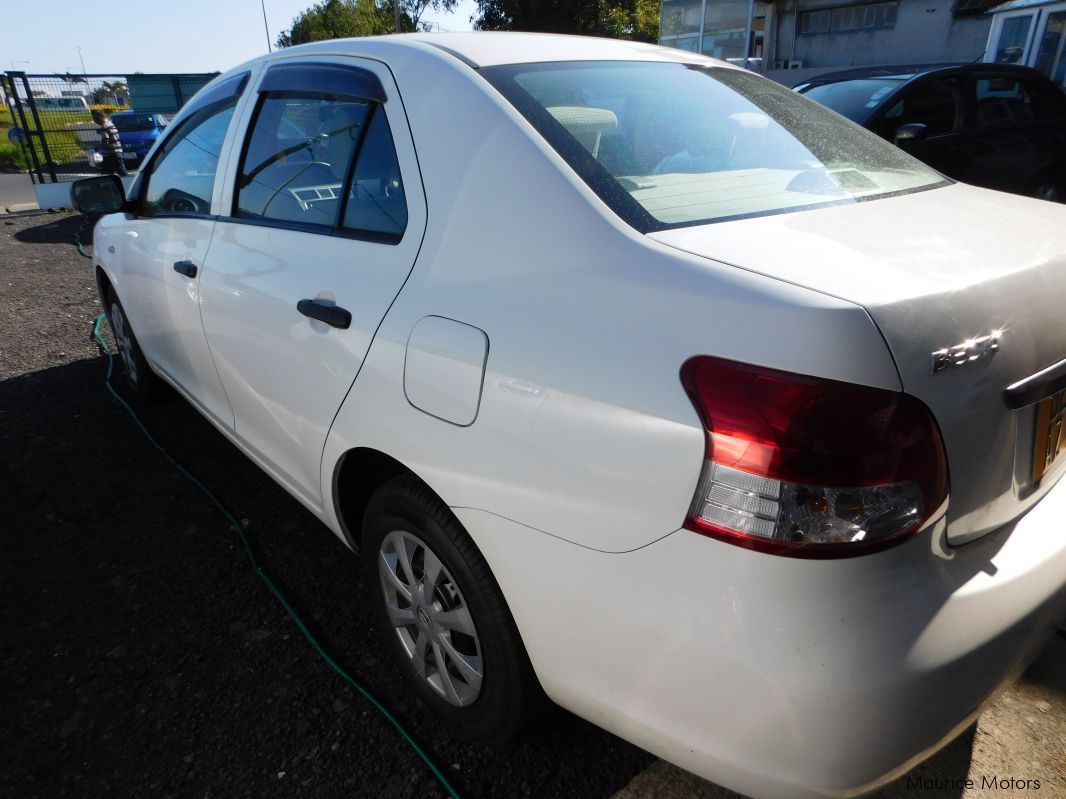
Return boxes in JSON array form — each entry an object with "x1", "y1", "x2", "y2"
[
  {"x1": 0, "y1": 354, "x2": 656, "y2": 799},
  {"x1": 11, "y1": 213, "x2": 94, "y2": 246}
]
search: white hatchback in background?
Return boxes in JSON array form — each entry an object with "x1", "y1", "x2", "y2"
[{"x1": 71, "y1": 33, "x2": 1066, "y2": 799}]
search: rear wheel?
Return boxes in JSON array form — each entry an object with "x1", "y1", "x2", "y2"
[
  {"x1": 362, "y1": 475, "x2": 544, "y2": 743},
  {"x1": 106, "y1": 288, "x2": 160, "y2": 399}
]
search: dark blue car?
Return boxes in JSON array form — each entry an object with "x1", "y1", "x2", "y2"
[{"x1": 110, "y1": 111, "x2": 169, "y2": 169}]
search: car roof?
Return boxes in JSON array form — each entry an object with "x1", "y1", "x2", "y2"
[
  {"x1": 251, "y1": 31, "x2": 737, "y2": 70},
  {"x1": 404, "y1": 32, "x2": 726, "y2": 67},
  {"x1": 802, "y1": 62, "x2": 1050, "y2": 85}
]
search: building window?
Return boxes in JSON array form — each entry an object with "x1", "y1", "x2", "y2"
[
  {"x1": 800, "y1": 9, "x2": 831, "y2": 34},
  {"x1": 800, "y1": 2, "x2": 897, "y2": 35}
]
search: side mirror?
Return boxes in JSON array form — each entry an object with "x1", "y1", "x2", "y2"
[
  {"x1": 894, "y1": 122, "x2": 928, "y2": 144},
  {"x1": 71, "y1": 175, "x2": 127, "y2": 214}
]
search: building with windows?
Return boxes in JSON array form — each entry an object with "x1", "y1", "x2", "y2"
[
  {"x1": 659, "y1": 0, "x2": 998, "y2": 83},
  {"x1": 985, "y1": 0, "x2": 1066, "y2": 90},
  {"x1": 659, "y1": 0, "x2": 1066, "y2": 90}
]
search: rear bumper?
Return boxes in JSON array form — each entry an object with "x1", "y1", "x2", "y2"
[{"x1": 455, "y1": 472, "x2": 1066, "y2": 799}]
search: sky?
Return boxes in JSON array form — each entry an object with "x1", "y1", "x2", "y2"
[{"x1": 1, "y1": 0, "x2": 478, "y2": 76}]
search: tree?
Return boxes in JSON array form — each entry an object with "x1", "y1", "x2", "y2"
[
  {"x1": 276, "y1": 0, "x2": 458, "y2": 48},
  {"x1": 474, "y1": 0, "x2": 659, "y2": 42},
  {"x1": 91, "y1": 81, "x2": 128, "y2": 105}
]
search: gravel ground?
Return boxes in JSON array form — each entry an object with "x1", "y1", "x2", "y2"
[
  {"x1": 0, "y1": 212, "x2": 655, "y2": 798},
  {"x1": 2, "y1": 212, "x2": 1063, "y2": 799}
]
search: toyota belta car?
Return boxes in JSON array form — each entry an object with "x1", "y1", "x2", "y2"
[{"x1": 70, "y1": 33, "x2": 1066, "y2": 799}]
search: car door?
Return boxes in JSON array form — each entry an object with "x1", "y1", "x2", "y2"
[
  {"x1": 116, "y1": 72, "x2": 252, "y2": 429},
  {"x1": 872, "y1": 75, "x2": 966, "y2": 179},
  {"x1": 199, "y1": 58, "x2": 426, "y2": 511}
]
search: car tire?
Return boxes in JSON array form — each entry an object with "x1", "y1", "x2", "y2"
[
  {"x1": 362, "y1": 475, "x2": 545, "y2": 743},
  {"x1": 106, "y1": 288, "x2": 161, "y2": 399}
]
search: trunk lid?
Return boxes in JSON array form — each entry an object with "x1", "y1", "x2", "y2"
[{"x1": 650, "y1": 183, "x2": 1066, "y2": 544}]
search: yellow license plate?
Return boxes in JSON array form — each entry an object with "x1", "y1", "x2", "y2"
[{"x1": 1033, "y1": 388, "x2": 1066, "y2": 483}]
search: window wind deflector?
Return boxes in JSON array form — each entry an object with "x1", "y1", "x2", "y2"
[
  {"x1": 259, "y1": 62, "x2": 387, "y2": 104},
  {"x1": 196, "y1": 71, "x2": 250, "y2": 107}
]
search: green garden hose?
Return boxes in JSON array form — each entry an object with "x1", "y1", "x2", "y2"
[
  {"x1": 75, "y1": 214, "x2": 96, "y2": 259},
  {"x1": 91, "y1": 313, "x2": 461, "y2": 799}
]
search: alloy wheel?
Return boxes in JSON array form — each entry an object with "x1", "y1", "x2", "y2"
[{"x1": 378, "y1": 529, "x2": 483, "y2": 707}]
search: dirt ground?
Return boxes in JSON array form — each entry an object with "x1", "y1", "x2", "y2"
[{"x1": 1, "y1": 211, "x2": 1063, "y2": 799}]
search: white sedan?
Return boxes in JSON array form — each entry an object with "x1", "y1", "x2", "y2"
[{"x1": 72, "y1": 32, "x2": 1066, "y2": 799}]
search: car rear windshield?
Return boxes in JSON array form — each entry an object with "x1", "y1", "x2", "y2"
[
  {"x1": 796, "y1": 78, "x2": 905, "y2": 121},
  {"x1": 112, "y1": 114, "x2": 157, "y2": 131},
  {"x1": 481, "y1": 62, "x2": 947, "y2": 231}
]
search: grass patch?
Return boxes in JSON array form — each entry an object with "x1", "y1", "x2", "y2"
[
  {"x1": 1, "y1": 109, "x2": 94, "y2": 166},
  {"x1": 0, "y1": 140, "x2": 27, "y2": 170}
]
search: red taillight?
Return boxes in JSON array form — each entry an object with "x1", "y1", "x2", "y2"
[{"x1": 680, "y1": 356, "x2": 949, "y2": 558}]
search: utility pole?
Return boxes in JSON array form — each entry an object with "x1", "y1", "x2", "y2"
[
  {"x1": 261, "y1": 0, "x2": 273, "y2": 51},
  {"x1": 394, "y1": 0, "x2": 401, "y2": 33},
  {"x1": 742, "y1": 0, "x2": 756, "y2": 69}
]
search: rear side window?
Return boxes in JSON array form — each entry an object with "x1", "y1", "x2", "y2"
[
  {"x1": 974, "y1": 77, "x2": 1060, "y2": 127},
  {"x1": 342, "y1": 108, "x2": 407, "y2": 237},
  {"x1": 236, "y1": 94, "x2": 374, "y2": 227},
  {"x1": 234, "y1": 84, "x2": 407, "y2": 240}
]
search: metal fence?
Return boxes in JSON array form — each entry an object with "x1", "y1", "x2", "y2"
[{"x1": 1, "y1": 71, "x2": 218, "y2": 184}]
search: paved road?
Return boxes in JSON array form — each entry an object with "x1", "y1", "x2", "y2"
[{"x1": 0, "y1": 172, "x2": 37, "y2": 212}]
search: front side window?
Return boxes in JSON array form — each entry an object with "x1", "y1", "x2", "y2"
[
  {"x1": 142, "y1": 101, "x2": 236, "y2": 215},
  {"x1": 878, "y1": 78, "x2": 961, "y2": 137},
  {"x1": 483, "y1": 61, "x2": 947, "y2": 230}
]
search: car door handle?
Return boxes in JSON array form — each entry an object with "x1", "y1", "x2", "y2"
[
  {"x1": 173, "y1": 260, "x2": 198, "y2": 278},
  {"x1": 297, "y1": 299, "x2": 351, "y2": 329}
]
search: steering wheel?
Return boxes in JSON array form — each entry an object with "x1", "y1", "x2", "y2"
[{"x1": 162, "y1": 189, "x2": 206, "y2": 214}]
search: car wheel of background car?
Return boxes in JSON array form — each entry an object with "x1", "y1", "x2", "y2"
[
  {"x1": 107, "y1": 288, "x2": 161, "y2": 399},
  {"x1": 1030, "y1": 174, "x2": 1064, "y2": 202},
  {"x1": 362, "y1": 475, "x2": 545, "y2": 743}
]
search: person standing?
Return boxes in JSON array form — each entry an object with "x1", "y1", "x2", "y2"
[{"x1": 91, "y1": 109, "x2": 127, "y2": 176}]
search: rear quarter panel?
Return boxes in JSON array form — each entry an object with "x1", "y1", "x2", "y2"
[{"x1": 320, "y1": 44, "x2": 904, "y2": 552}]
